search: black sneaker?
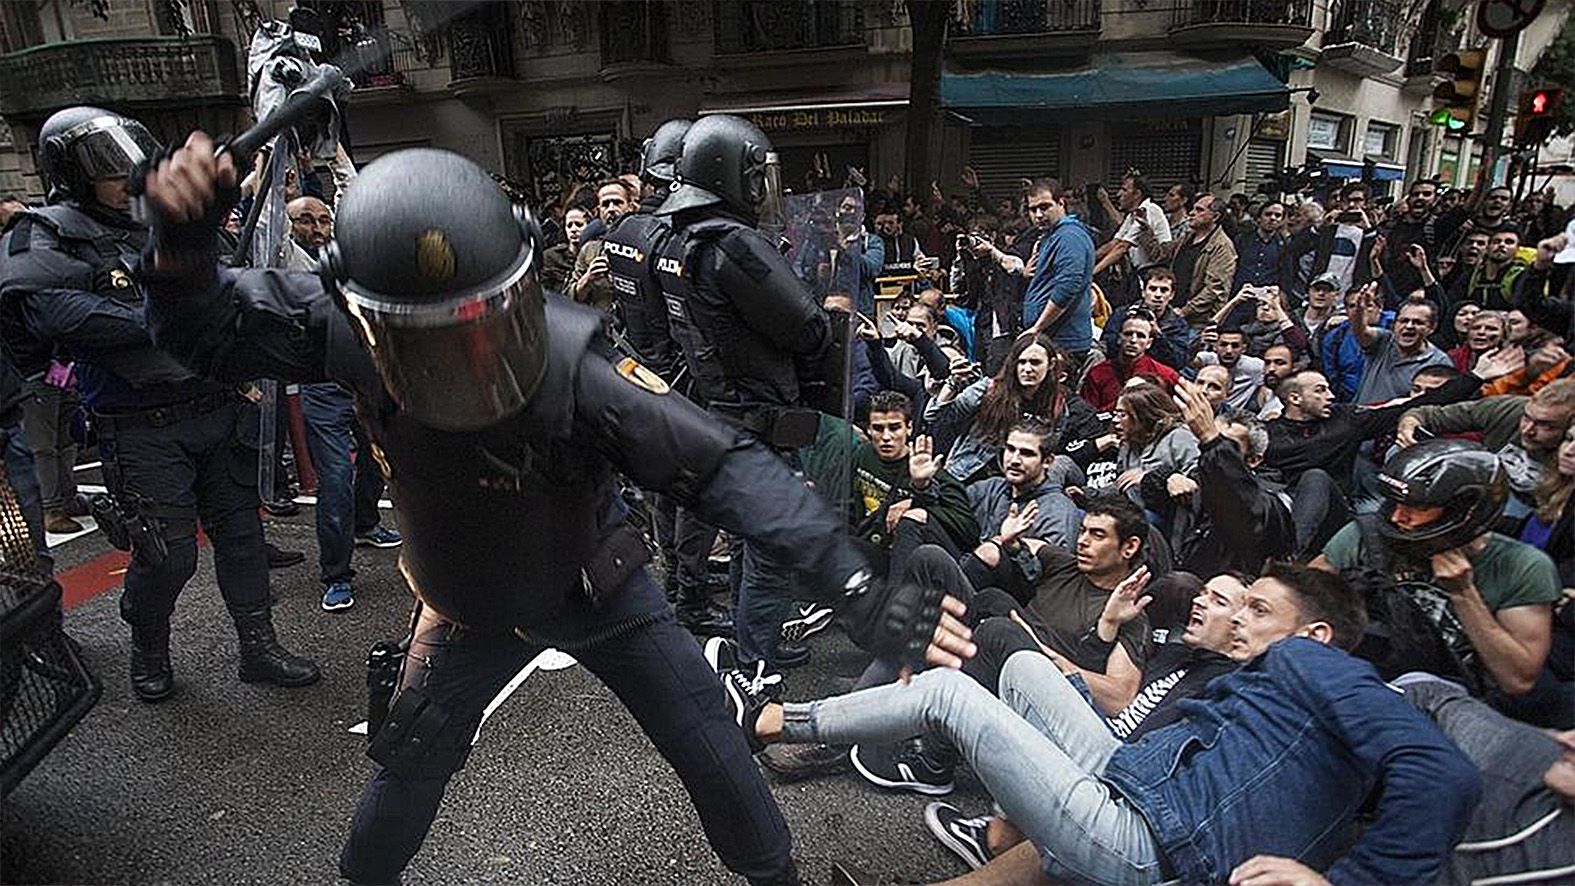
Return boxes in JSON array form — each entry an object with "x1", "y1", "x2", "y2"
[
  {"x1": 924, "y1": 802, "x2": 992, "y2": 870},
  {"x1": 704, "y1": 635, "x2": 738, "y2": 673},
  {"x1": 760, "y1": 742, "x2": 851, "y2": 781},
  {"x1": 717, "y1": 662, "x2": 781, "y2": 753},
  {"x1": 850, "y1": 738, "x2": 955, "y2": 796},
  {"x1": 780, "y1": 602, "x2": 835, "y2": 644}
]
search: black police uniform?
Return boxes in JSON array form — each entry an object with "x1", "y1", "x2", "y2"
[
  {"x1": 603, "y1": 193, "x2": 729, "y2": 632},
  {"x1": 0, "y1": 205, "x2": 304, "y2": 692},
  {"x1": 658, "y1": 208, "x2": 838, "y2": 671},
  {"x1": 143, "y1": 261, "x2": 871, "y2": 884}
]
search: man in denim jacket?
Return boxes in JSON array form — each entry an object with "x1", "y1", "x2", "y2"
[{"x1": 721, "y1": 562, "x2": 1480, "y2": 886}]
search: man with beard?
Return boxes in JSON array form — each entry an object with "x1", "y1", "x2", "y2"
[
  {"x1": 1080, "y1": 310, "x2": 1179, "y2": 411},
  {"x1": 1231, "y1": 201, "x2": 1291, "y2": 293},
  {"x1": 1252, "y1": 343, "x2": 1300, "y2": 418},
  {"x1": 284, "y1": 196, "x2": 401, "y2": 612},
  {"x1": 1193, "y1": 325, "x2": 1263, "y2": 411},
  {"x1": 1465, "y1": 225, "x2": 1534, "y2": 311},
  {"x1": 1100, "y1": 268, "x2": 1194, "y2": 371},
  {"x1": 1442, "y1": 229, "x2": 1491, "y2": 306},
  {"x1": 1381, "y1": 179, "x2": 1443, "y2": 297},
  {"x1": 1398, "y1": 379, "x2": 1575, "y2": 519}
]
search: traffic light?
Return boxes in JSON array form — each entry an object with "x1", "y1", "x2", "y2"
[
  {"x1": 1432, "y1": 48, "x2": 1487, "y2": 131},
  {"x1": 1515, "y1": 87, "x2": 1564, "y2": 146}
]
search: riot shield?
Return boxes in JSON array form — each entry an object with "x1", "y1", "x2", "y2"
[{"x1": 782, "y1": 188, "x2": 864, "y2": 530}]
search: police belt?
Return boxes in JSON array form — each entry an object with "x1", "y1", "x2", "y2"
[
  {"x1": 92, "y1": 390, "x2": 238, "y2": 433},
  {"x1": 709, "y1": 403, "x2": 819, "y2": 450}
]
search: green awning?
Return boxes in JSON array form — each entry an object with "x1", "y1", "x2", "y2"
[{"x1": 943, "y1": 52, "x2": 1290, "y2": 125}]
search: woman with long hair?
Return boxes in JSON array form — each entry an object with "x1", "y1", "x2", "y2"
[
  {"x1": 1113, "y1": 380, "x2": 1198, "y2": 509},
  {"x1": 1509, "y1": 424, "x2": 1575, "y2": 728},
  {"x1": 925, "y1": 332, "x2": 1102, "y2": 483}
]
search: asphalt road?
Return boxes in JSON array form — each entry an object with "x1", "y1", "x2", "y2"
[{"x1": 1, "y1": 510, "x2": 990, "y2": 885}]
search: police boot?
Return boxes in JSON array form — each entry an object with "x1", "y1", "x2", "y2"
[
  {"x1": 748, "y1": 859, "x2": 802, "y2": 886},
  {"x1": 675, "y1": 583, "x2": 732, "y2": 636},
  {"x1": 234, "y1": 609, "x2": 321, "y2": 687},
  {"x1": 129, "y1": 622, "x2": 174, "y2": 703}
]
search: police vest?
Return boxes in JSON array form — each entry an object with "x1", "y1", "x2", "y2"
[{"x1": 602, "y1": 210, "x2": 676, "y2": 374}]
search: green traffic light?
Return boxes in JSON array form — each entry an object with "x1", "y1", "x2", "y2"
[{"x1": 1429, "y1": 108, "x2": 1466, "y2": 132}]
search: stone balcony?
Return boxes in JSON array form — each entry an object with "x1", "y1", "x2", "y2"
[{"x1": 0, "y1": 36, "x2": 241, "y2": 118}]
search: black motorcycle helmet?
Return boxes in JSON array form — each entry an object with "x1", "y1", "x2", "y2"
[
  {"x1": 321, "y1": 148, "x2": 545, "y2": 432},
  {"x1": 639, "y1": 118, "x2": 691, "y2": 187},
  {"x1": 658, "y1": 114, "x2": 779, "y2": 222},
  {"x1": 1376, "y1": 439, "x2": 1508, "y2": 558},
  {"x1": 38, "y1": 106, "x2": 159, "y2": 207}
]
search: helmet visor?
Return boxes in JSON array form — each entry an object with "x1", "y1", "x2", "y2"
[
  {"x1": 340, "y1": 244, "x2": 546, "y2": 432},
  {"x1": 757, "y1": 151, "x2": 785, "y2": 237},
  {"x1": 64, "y1": 116, "x2": 159, "y2": 180}
]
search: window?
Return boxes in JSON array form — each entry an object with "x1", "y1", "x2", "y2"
[
  {"x1": 1363, "y1": 121, "x2": 1398, "y2": 159},
  {"x1": 1307, "y1": 113, "x2": 1348, "y2": 152}
]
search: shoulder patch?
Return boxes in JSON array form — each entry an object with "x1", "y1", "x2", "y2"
[{"x1": 615, "y1": 356, "x2": 670, "y2": 395}]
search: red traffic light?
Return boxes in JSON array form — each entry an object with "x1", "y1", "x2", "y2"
[{"x1": 1531, "y1": 91, "x2": 1550, "y2": 115}]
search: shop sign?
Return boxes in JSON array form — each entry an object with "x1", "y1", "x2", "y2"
[{"x1": 748, "y1": 108, "x2": 890, "y2": 131}]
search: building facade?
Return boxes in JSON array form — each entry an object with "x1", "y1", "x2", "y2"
[{"x1": 0, "y1": 0, "x2": 1567, "y2": 207}]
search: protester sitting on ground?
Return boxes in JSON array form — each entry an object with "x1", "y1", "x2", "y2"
[
  {"x1": 843, "y1": 495, "x2": 1157, "y2": 797},
  {"x1": 1113, "y1": 381, "x2": 1199, "y2": 513},
  {"x1": 1449, "y1": 309, "x2": 1508, "y2": 373},
  {"x1": 1313, "y1": 440, "x2": 1562, "y2": 724},
  {"x1": 1397, "y1": 378, "x2": 1575, "y2": 519},
  {"x1": 926, "y1": 332, "x2": 1102, "y2": 483},
  {"x1": 1401, "y1": 677, "x2": 1575, "y2": 886},
  {"x1": 1079, "y1": 309, "x2": 1179, "y2": 411},
  {"x1": 1195, "y1": 364, "x2": 1232, "y2": 413},
  {"x1": 921, "y1": 572, "x2": 1247, "y2": 873},
  {"x1": 1100, "y1": 268, "x2": 1195, "y2": 371},
  {"x1": 1520, "y1": 424, "x2": 1574, "y2": 727},
  {"x1": 1192, "y1": 324, "x2": 1264, "y2": 410},
  {"x1": 959, "y1": 419, "x2": 1083, "y2": 602},
  {"x1": 1163, "y1": 380, "x2": 1294, "y2": 574},
  {"x1": 1322, "y1": 284, "x2": 1393, "y2": 402},
  {"x1": 1251, "y1": 342, "x2": 1302, "y2": 419},
  {"x1": 721, "y1": 562, "x2": 1479, "y2": 886},
  {"x1": 1349, "y1": 288, "x2": 1454, "y2": 404},
  {"x1": 839, "y1": 391, "x2": 977, "y2": 579}
]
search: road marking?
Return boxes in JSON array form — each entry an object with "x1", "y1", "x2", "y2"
[{"x1": 73, "y1": 461, "x2": 102, "y2": 472}]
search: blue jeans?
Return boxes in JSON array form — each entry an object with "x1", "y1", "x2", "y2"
[
  {"x1": 300, "y1": 384, "x2": 385, "y2": 586},
  {"x1": 782, "y1": 651, "x2": 1167, "y2": 886},
  {"x1": 3, "y1": 422, "x2": 51, "y2": 573},
  {"x1": 339, "y1": 569, "x2": 791, "y2": 883}
]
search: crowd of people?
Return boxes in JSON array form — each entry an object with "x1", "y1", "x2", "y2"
[
  {"x1": 2, "y1": 96, "x2": 1573, "y2": 886},
  {"x1": 516, "y1": 144, "x2": 1575, "y2": 885}
]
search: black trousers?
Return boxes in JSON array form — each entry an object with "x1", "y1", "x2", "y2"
[
  {"x1": 1290, "y1": 468, "x2": 1351, "y2": 560},
  {"x1": 98, "y1": 398, "x2": 269, "y2": 630},
  {"x1": 339, "y1": 569, "x2": 791, "y2": 884}
]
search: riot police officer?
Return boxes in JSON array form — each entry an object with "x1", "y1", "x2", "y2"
[
  {"x1": 656, "y1": 114, "x2": 841, "y2": 676},
  {"x1": 138, "y1": 133, "x2": 972, "y2": 885},
  {"x1": 603, "y1": 120, "x2": 730, "y2": 637},
  {"x1": 0, "y1": 107, "x2": 319, "y2": 702}
]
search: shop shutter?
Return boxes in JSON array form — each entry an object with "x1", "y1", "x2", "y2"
[
  {"x1": 967, "y1": 127, "x2": 1061, "y2": 206},
  {"x1": 1243, "y1": 139, "x2": 1286, "y2": 197},
  {"x1": 1106, "y1": 122, "x2": 1202, "y2": 192}
]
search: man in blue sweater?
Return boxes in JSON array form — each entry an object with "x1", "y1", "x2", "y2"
[
  {"x1": 1020, "y1": 179, "x2": 1094, "y2": 360},
  {"x1": 721, "y1": 562, "x2": 1481, "y2": 886}
]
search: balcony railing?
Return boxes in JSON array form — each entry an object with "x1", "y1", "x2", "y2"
[
  {"x1": 713, "y1": 0, "x2": 864, "y2": 55},
  {"x1": 1324, "y1": 0, "x2": 1401, "y2": 55},
  {"x1": 600, "y1": 1, "x2": 669, "y2": 66},
  {"x1": 447, "y1": 3, "x2": 515, "y2": 82},
  {"x1": 950, "y1": 0, "x2": 1101, "y2": 36},
  {"x1": 1172, "y1": 0, "x2": 1312, "y2": 28},
  {"x1": 0, "y1": 36, "x2": 240, "y2": 117}
]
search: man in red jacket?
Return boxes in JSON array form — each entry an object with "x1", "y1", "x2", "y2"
[{"x1": 1080, "y1": 310, "x2": 1180, "y2": 411}]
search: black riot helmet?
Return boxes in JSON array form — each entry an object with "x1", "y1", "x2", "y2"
[
  {"x1": 658, "y1": 114, "x2": 781, "y2": 223},
  {"x1": 321, "y1": 148, "x2": 546, "y2": 432},
  {"x1": 640, "y1": 119, "x2": 691, "y2": 187},
  {"x1": 1376, "y1": 439, "x2": 1508, "y2": 558},
  {"x1": 38, "y1": 106, "x2": 160, "y2": 207}
]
